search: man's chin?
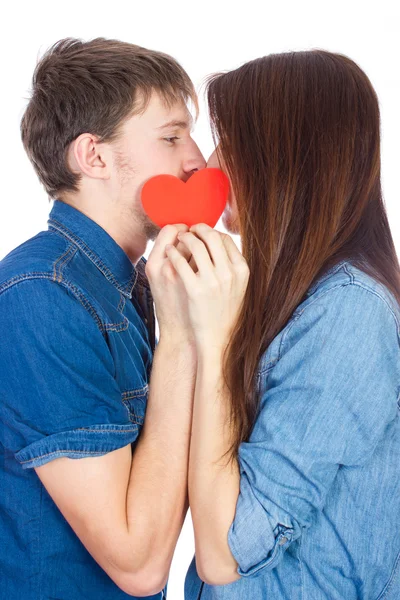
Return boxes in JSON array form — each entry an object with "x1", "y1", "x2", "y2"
[
  {"x1": 144, "y1": 225, "x2": 161, "y2": 241},
  {"x1": 143, "y1": 220, "x2": 162, "y2": 241}
]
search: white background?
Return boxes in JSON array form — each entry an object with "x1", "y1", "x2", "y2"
[{"x1": 1, "y1": 1, "x2": 399, "y2": 598}]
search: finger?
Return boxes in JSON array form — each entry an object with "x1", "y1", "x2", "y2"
[
  {"x1": 150, "y1": 224, "x2": 190, "y2": 262},
  {"x1": 175, "y1": 240, "x2": 193, "y2": 264},
  {"x1": 176, "y1": 232, "x2": 216, "y2": 276},
  {"x1": 174, "y1": 239, "x2": 197, "y2": 272},
  {"x1": 219, "y1": 233, "x2": 246, "y2": 266},
  {"x1": 165, "y1": 244, "x2": 198, "y2": 289},
  {"x1": 188, "y1": 255, "x2": 198, "y2": 273},
  {"x1": 191, "y1": 224, "x2": 245, "y2": 266},
  {"x1": 188, "y1": 223, "x2": 232, "y2": 272}
]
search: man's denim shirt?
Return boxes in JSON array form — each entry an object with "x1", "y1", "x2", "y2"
[
  {"x1": 0, "y1": 200, "x2": 165, "y2": 600},
  {"x1": 185, "y1": 262, "x2": 400, "y2": 600}
]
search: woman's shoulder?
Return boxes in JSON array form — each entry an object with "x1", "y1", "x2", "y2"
[
  {"x1": 303, "y1": 260, "x2": 400, "y2": 320},
  {"x1": 258, "y1": 260, "x2": 400, "y2": 375}
]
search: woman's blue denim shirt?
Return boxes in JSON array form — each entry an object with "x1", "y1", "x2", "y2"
[
  {"x1": 0, "y1": 200, "x2": 165, "y2": 599},
  {"x1": 185, "y1": 262, "x2": 400, "y2": 600}
]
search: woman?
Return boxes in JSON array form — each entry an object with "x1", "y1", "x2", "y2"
[{"x1": 167, "y1": 51, "x2": 400, "y2": 599}]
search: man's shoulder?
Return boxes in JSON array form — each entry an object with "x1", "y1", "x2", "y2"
[
  {"x1": 0, "y1": 230, "x2": 150, "y2": 341},
  {"x1": 0, "y1": 230, "x2": 105, "y2": 329},
  {"x1": 0, "y1": 228, "x2": 106, "y2": 303},
  {"x1": 0, "y1": 229, "x2": 70, "y2": 294},
  {"x1": 0, "y1": 231, "x2": 110, "y2": 343}
]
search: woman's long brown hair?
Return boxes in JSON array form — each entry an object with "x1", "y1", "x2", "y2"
[{"x1": 206, "y1": 50, "x2": 400, "y2": 461}]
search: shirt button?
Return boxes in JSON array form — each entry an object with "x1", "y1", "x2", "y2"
[{"x1": 279, "y1": 536, "x2": 288, "y2": 546}]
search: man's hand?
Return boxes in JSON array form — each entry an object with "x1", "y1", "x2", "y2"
[{"x1": 145, "y1": 224, "x2": 197, "y2": 345}]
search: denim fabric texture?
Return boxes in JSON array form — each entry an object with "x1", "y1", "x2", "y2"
[
  {"x1": 185, "y1": 262, "x2": 400, "y2": 600},
  {"x1": 0, "y1": 200, "x2": 166, "y2": 599}
]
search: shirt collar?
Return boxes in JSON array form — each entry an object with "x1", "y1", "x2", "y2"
[
  {"x1": 47, "y1": 200, "x2": 145, "y2": 298},
  {"x1": 306, "y1": 260, "x2": 348, "y2": 296}
]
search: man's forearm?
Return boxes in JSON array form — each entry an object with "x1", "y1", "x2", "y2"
[{"x1": 125, "y1": 337, "x2": 196, "y2": 579}]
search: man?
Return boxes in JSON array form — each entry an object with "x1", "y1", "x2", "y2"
[{"x1": 0, "y1": 37, "x2": 204, "y2": 599}]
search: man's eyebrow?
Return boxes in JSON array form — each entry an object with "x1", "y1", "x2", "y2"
[{"x1": 156, "y1": 119, "x2": 193, "y2": 131}]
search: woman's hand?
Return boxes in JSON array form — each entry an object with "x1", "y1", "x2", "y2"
[
  {"x1": 165, "y1": 223, "x2": 250, "y2": 352},
  {"x1": 145, "y1": 224, "x2": 197, "y2": 346}
]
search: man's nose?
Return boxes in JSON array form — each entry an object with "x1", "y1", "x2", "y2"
[{"x1": 182, "y1": 142, "x2": 206, "y2": 178}]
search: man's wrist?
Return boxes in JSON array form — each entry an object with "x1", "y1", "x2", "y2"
[{"x1": 157, "y1": 332, "x2": 197, "y2": 356}]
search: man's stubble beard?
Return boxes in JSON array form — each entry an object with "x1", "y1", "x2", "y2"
[
  {"x1": 141, "y1": 211, "x2": 161, "y2": 241},
  {"x1": 115, "y1": 156, "x2": 161, "y2": 242},
  {"x1": 120, "y1": 198, "x2": 161, "y2": 242}
]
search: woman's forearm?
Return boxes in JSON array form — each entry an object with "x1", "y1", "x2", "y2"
[{"x1": 188, "y1": 345, "x2": 241, "y2": 586}]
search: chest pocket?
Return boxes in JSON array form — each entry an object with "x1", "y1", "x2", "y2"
[{"x1": 122, "y1": 383, "x2": 149, "y2": 428}]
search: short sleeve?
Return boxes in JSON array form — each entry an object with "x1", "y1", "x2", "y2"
[
  {"x1": 228, "y1": 283, "x2": 400, "y2": 577},
  {"x1": 0, "y1": 278, "x2": 139, "y2": 469}
]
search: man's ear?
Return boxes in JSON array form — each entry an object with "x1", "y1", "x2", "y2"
[{"x1": 68, "y1": 133, "x2": 111, "y2": 180}]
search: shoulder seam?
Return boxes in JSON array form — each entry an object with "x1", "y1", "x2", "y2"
[
  {"x1": 343, "y1": 262, "x2": 400, "y2": 341},
  {"x1": 52, "y1": 243, "x2": 78, "y2": 283},
  {"x1": 0, "y1": 274, "x2": 105, "y2": 337},
  {"x1": 279, "y1": 280, "x2": 400, "y2": 360}
]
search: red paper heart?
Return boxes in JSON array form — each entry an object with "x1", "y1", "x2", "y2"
[{"x1": 141, "y1": 168, "x2": 229, "y2": 228}]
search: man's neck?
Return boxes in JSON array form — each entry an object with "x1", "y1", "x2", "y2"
[{"x1": 60, "y1": 196, "x2": 147, "y2": 265}]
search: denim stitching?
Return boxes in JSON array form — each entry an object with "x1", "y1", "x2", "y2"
[
  {"x1": 49, "y1": 219, "x2": 131, "y2": 333},
  {"x1": 55, "y1": 245, "x2": 78, "y2": 282},
  {"x1": 48, "y1": 219, "x2": 138, "y2": 297},
  {"x1": 257, "y1": 361, "x2": 276, "y2": 379},
  {"x1": 73, "y1": 427, "x2": 138, "y2": 432},
  {"x1": 376, "y1": 548, "x2": 400, "y2": 599},
  {"x1": 279, "y1": 266, "x2": 352, "y2": 359},
  {"x1": 19, "y1": 428, "x2": 139, "y2": 464},
  {"x1": 276, "y1": 271, "x2": 349, "y2": 363},
  {"x1": 0, "y1": 271, "x2": 136, "y2": 334},
  {"x1": 349, "y1": 282, "x2": 400, "y2": 343},
  {"x1": 19, "y1": 449, "x2": 121, "y2": 463},
  {"x1": 0, "y1": 272, "x2": 58, "y2": 294},
  {"x1": 103, "y1": 318, "x2": 129, "y2": 332},
  {"x1": 122, "y1": 385, "x2": 149, "y2": 399},
  {"x1": 343, "y1": 263, "x2": 355, "y2": 284},
  {"x1": 259, "y1": 266, "x2": 400, "y2": 376},
  {"x1": 0, "y1": 273, "x2": 105, "y2": 336},
  {"x1": 122, "y1": 402, "x2": 145, "y2": 425},
  {"x1": 100, "y1": 294, "x2": 128, "y2": 331},
  {"x1": 117, "y1": 293, "x2": 125, "y2": 313},
  {"x1": 279, "y1": 279, "x2": 400, "y2": 359},
  {"x1": 306, "y1": 260, "x2": 348, "y2": 296},
  {"x1": 122, "y1": 386, "x2": 148, "y2": 424},
  {"x1": 50, "y1": 219, "x2": 126, "y2": 287},
  {"x1": 52, "y1": 245, "x2": 74, "y2": 283},
  {"x1": 342, "y1": 263, "x2": 400, "y2": 339},
  {"x1": 61, "y1": 280, "x2": 105, "y2": 335},
  {"x1": 298, "y1": 534, "x2": 305, "y2": 600},
  {"x1": 277, "y1": 310, "x2": 304, "y2": 363}
]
